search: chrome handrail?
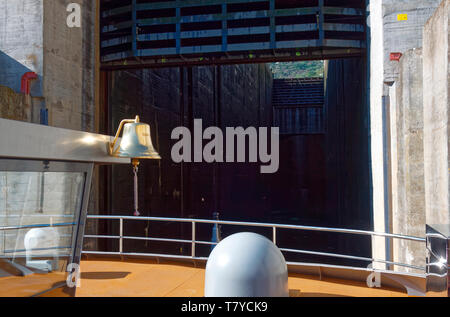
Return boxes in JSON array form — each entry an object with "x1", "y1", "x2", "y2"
[
  {"x1": 0, "y1": 222, "x2": 77, "y2": 231},
  {"x1": 83, "y1": 215, "x2": 427, "y2": 272}
]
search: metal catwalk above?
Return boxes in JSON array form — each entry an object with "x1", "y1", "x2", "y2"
[{"x1": 100, "y1": 0, "x2": 367, "y2": 69}]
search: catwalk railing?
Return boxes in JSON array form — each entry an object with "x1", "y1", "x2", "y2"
[{"x1": 82, "y1": 215, "x2": 427, "y2": 273}]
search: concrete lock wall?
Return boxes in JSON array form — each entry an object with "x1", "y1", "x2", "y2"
[
  {"x1": 382, "y1": 0, "x2": 442, "y2": 83},
  {"x1": 0, "y1": 0, "x2": 99, "y2": 250},
  {"x1": 0, "y1": 0, "x2": 45, "y2": 123},
  {"x1": 0, "y1": 85, "x2": 33, "y2": 122},
  {"x1": 423, "y1": 0, "x2": 450, "y2": 227},
  {"x1": 0, "y1": 0, "x2": 96, "y2": 131},
  {"x1": 378, "y1": 0, "x2": 449, "y2": 272},
  {"x1": 43, "y1": 0, "x2": 96, "y2": 132},
  {"x1": 370, "y1": 0, "x2": 442, "y2": 270},
  {"x1": 389, "y1": 48, "x2": 426, "y2": 273},
  {"x1": 0, "y1": 0, "x2": 44, "y2": 96}
]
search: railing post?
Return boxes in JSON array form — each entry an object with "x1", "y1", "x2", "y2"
[
  {"x1": 192, "y1": 221, "x2": 196, "y2": 258},
  {"x1": 119, "y1": 218, "x2": 123, "y2": 254},
  {"x1": 273, "y1": 227, "x2": 277, "y2": 245}
]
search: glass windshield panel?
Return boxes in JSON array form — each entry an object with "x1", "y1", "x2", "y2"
[{"x1": 0, "y1": 167, "x2": 86, "y2": 296}]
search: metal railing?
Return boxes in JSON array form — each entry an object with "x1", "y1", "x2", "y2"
[
  {"x1": 0, "y1": 222, "x2": 77, "y2": 231},
  {"x1": 0, "y1": 222, "x2": 77, "y2": 257},
  {"x1": 83, "y1": 215, "x2": 428, "y2": 273}
]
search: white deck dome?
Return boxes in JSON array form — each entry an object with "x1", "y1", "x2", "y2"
[{"x1": 204, "y1": 232, "x2": 288, "y2": 297}]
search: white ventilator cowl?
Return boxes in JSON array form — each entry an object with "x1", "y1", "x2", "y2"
[
  {"x1": 204, "y1": 232, "x2": 289, "y2": 297},
  {"x1": 24, "y1": 228, "x2": 60, "y2": 272},
  {"x1": 24, "y1": 228, "x2": 59, "y2": 251}
]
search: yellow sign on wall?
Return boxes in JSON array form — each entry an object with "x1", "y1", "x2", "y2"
[{"x1": 397, "y1": 14, "x2": 408, "y2": 21}]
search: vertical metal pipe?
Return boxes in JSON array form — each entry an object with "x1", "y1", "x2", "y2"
[
  {"x1": 38, "y1": 172, "x2": 45, "y2": 213},
  {"x1": 273, "y1": 227, "x2": 277, "y2": 245},
  {"x1": 192, "y1": 222, "x2": 196, "y2": 258},
  {"x1": 186, "y1": 67, "x2": 193, "y2": 214},
  {"x1": 216, "y1": 65, "x2": 222, "y2": 212},
  {"x1": 382, "y1": 96, "x2": 393, "y2": 270},
  {"x1": 119, "y1": 218, "x2": 123, "y2": 254},
  {"x1": 180, "y1": 66, "x2": 185, "y2": 254},
  {"x1": 133, "y1": 164, "x2": 140, "y2": 217},
  {"x1": 213, "y1": 66, "x2": 218, "y2": 213},
  {"x1": 104, "y1": 70, "x2": 113, "y2": 252}
]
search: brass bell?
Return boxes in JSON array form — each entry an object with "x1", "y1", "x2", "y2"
[
  {"x1": 110, "y1": 116, "x2": 161, "y2": 160},
  {"x1": 116, "y1": 121, "x2": 161, "y2": 159},
  {"x1": 109, "y1": 116, "x2": 161, "y2": 217}
]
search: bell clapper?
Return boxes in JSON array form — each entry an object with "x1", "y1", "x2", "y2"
[{"x1": 132, "y1": 159, "x2": 140, "y2": 217}]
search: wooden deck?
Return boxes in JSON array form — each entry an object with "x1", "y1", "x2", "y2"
[
  {"x1": 0, "y1": 272, "x2": 67, "y2": 297},
  {"x1": 3, "y1": 256, "x2": 440, "y2": 297},
  {"x1": 73, "y1": 257, "x2": 410, "y2": 297}
]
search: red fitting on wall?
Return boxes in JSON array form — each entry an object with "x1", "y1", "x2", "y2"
[
  {"x1": 20, "y1": 72, "x2": 38, "y2": 95},
  {"x1": 390, "y1": 52, "x2": 403, "y2": 62}
]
